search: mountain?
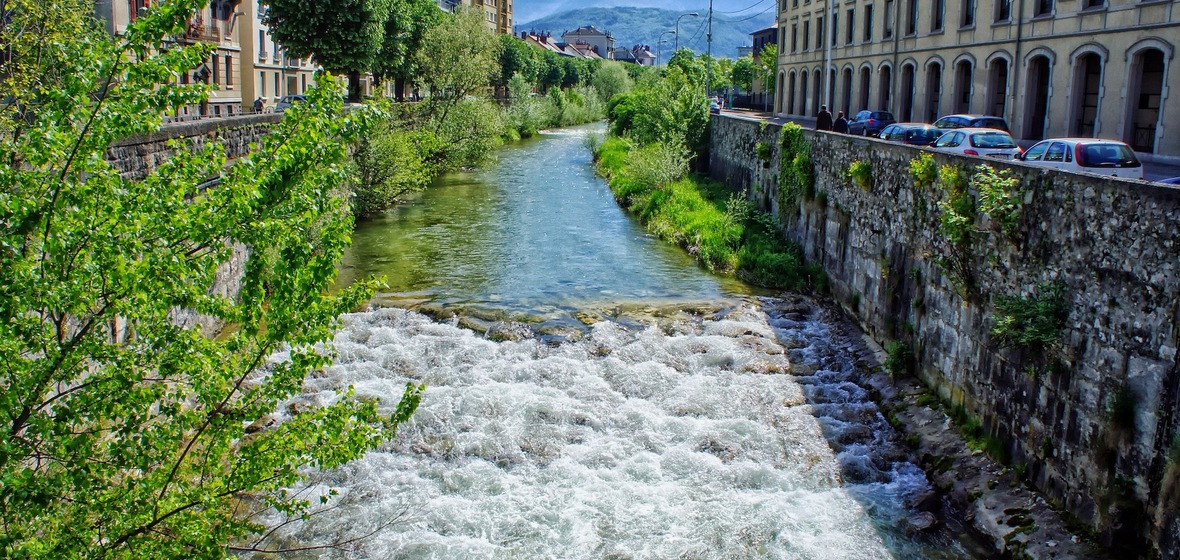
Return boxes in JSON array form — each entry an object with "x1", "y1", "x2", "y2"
[
  {"x1": 514, "y1": 0, "x2": 776, "y2": 29},
  {"x1": 515, "y1": 6, "x2": 775, "y2": 60}
]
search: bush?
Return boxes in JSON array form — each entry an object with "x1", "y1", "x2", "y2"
[
  {"x1": 991, "y1": 282, "x2": 1069, "y2": 350},
  {"x1": 351, "y1": 120, "x2": 442, "y2": 217},
  {"x1": 974, "y1": 165, "x2": 1023, "y2": 238},
  {"x1": 909, "y1": 152, "x2": 937, "y2": 189},
  {"x1": 432, "y1": 96, "x2": 504, "y2": 170},
  {"x1": 847, "y1": 159, "x2": 873, "y2": 191},
  {"x1": 884, "y1": 340, "x2": 914, "y2": 376}
]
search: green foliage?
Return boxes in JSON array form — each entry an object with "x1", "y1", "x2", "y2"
[
  {"x1": 373, "y1": 0, "x2": 442, "y2": 93},
  {"x1": 667, "y1": 48, "x2": 706, "y2": 86},
  {"x1": 756, "y1": 140, "x2": 773, "y2": 162},
  {"x1": 262, "y1": 0, "x2": 393, "y2": 92},
  {"x1": 847, "y1": 159, "x2": 873, "y2": 191},
  {"x1": 731, "y1": 55, "x2": 756, "y2": 93},
  {"x1": 974, "y1": 165, "x2": 1023, "y2": 238},
  {"x1": 936, "y1": 164, "x2": 975, "y2": 292},
  {"x1": 431, "y1": 96, "x2": 505, "y2": 170},
  {"x1": 418, "y1": 7, "x2": 502, "y2": 125},
  {"x1": 497, "y1": 34, "x2": 539, "y2": 86},
  {"x1": 909, "y1": 152, "x2": 937, "y2": 189},
  {"x1": 350, "y1": 114, "x2": 443, "y2": 216},
  {"x1": 606, "y1": 66, "x2": 709, "y2": 160},
  {"x1": 755, "y1": 43, "x2": 778, "y2": 94},
  {"x1": 591, "y1": 61, "x2": 635, "y2": 104},
  {"x1": 991, "y1": 282, "x2": 1069, "y2": 351},
  {"x1": 0, "y1": 3, "x2": 420, "y2": 557},
  {"x1": 884, "y1": 340, "x2": 914, "y2": 376},
  {"x1": 778, "y1": 123, "x2": 814, "y2": 210},
  {"x1": 595, "y1": 138, "x2": 821, "y2": 290}
]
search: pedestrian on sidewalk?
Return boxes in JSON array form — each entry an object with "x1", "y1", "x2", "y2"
[
  {"x1": 816, "y1": 105, "x2": 833, "y2": 131},
  {"x1": 833, "y1": 111, "x2": 849, "y2": 134}
]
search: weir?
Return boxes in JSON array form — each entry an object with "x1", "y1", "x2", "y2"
[{"x1": 709, "y1": 113, "x2": 1180, "y2": 558}]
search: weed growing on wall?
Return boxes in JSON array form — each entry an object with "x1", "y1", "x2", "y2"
[
  {"x1": 778, "y1": 123, "x2": 814, "y2": 211},
  {"x1": 936, "y1": 164, "x2": 976, "y2": 293},
  {"x1": 909, "y1": 152, "x2": 937, "y2": 189},
  {"x1": 884, "y1": 340, "x2": 914, "y2": 376},
  {"x1": 847, "y1": 159, "x2": 873, "y2": 191},
  {"x1": 975, "y1": 165, "x2": 1024, "y2": 239},
  {"x1": 756, "y1": 140, "x2": 773, "y2": 163},
  {"x1": 991, "y1": 282, "x2": 1069, "y2": 350}
]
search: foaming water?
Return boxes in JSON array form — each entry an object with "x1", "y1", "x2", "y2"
[{"x1": 265, "y1": 300, "x2": 982, "y2": 559}]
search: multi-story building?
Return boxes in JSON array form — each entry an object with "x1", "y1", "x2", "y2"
[
  {"x1": 96, "y1": 0, "x2": 248, "y2": 118},
  {"x1": 447, "y1": 0, "x2": 513, "y2": 34},
  {"x1": 772, "y1": 0, "x2": 1180, "y2": 160},
  {"x1": 239, "y1": 0, "x2": 317, "y2": 112},
  {"x1": 562, "y1": 26, "x2": 615, "y2": 59},
  {"x1": 750, "y1": 25, "x2": 779, "y2": 109}
]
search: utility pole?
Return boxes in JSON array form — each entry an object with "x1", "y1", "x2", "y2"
[{"x1": 705, "y1": 0, "x2": 713, "y2": 97}]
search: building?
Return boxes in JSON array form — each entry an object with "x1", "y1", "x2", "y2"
[
  {"x1": 750, "y1": 25, "x2": 778, "y2": 109},
  {"x1": 239, "y1": 1, "x2": 318, "y2": 112},
  {"x1": 562, "y1": 26, "x2": 615, "y2": 59},
  {"x1": 96, "y1": 0, "x2": 249, "y2": 118},
  {"x1": 738, "y1": 45, "x2": 755, "y2": 57},
  {"x1": 772, "y1": 0, "x2": 1180, "y2": 161},
  {"x1": 614, "y1": 45, "x2": 657, "y2": 65},
  {"x1": 447, "y1": 0, "x2": 513, "y2": 35}
]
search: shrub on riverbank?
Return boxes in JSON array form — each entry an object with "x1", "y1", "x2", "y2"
[{"x1": 596, "y1": 137, "x2": 824, "y2": 291}]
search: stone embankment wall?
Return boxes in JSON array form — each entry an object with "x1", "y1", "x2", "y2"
[
  {"x1": 710, "y1": 115, "x2": 1180, "y2": 558},
  {"x1": 106, "y1": 113, "x2": 281, "y2": 180},
  {"x1": 107, "y1": 114, "x2": 281, "y2": 331}
]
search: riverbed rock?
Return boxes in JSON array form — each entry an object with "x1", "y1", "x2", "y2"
[{"x1": 905, "y1": 512, "x2": 939, "y2": 535}]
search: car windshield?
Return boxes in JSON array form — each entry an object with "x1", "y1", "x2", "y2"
[
  {"x1": 1078, "y1": 143, "x2": 1140, "y2": 167},
  {"x1": 970, "y1": 132, "x2": 1016, "y2": 148},
  {"x1": 908, "y1": 128, "x2": 939, "y2": 141},
  {"x1": 872, "y1": 112, "x2": 894, "y2": 120}
]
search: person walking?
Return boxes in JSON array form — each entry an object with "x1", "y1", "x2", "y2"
[
  {"x1": 816, "y1": 105, "x2": 833, "y2": 131},
  {"x1": 833, "y1": 111, "x2": 849, "y2": 134},
  {"x1": 253, "y1": 97, "x2": 264, "y2": 114}
]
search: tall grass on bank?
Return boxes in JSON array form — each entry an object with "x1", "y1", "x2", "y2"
[{"x1": 595, "y1": 137, "x2": 826, "y2": 291}]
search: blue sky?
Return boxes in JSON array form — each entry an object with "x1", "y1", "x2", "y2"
[{"x1": 515, "y1": 0, "x2": 774, "y2": 26}]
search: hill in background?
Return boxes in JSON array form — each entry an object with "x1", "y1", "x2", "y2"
[{"x1": 516, "y1": 7, "x2": 775, "y2": 60}]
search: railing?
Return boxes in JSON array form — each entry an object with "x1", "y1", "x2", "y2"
[{"x1": 1133, "y1": 125, "x2": 1156, "y2": 152}]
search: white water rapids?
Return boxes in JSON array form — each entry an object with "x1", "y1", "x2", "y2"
[{"x1": 260, "y1": 297, "x2": 977, "y2": 559}]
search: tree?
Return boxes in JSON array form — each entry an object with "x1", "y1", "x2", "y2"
[
  {"x1": 374, "y1": 0, "x2": 443, "y2": 100},
  {"x1": 731, "y1": 55, "x2": 755, "y2": 94},
  {"x1": 0, "y1": 2, "x2": 421, "y2": 557},
  {"x1": 497, "y1": 34, "x2": 538, "y2": 87},
  {"x1": 756, "y1": 43, "x2": 778, "y2": 111},
  {"x1": 666, "y1": 48, "x2": 705, "y2": 86},
  {"x1": 417, "y1": 7, "x2": 502, "y2": 126},
  {"x1": 536, "y1": 50, "x2": 566, "y2": 92},
  {"x1": 261, "y1": 0, "x2": 393, "y2": 100},
  {"x1": 591, "y1": 61, "x2": 634, "y2": 103},
  {"x1": 709, "y1": 56, "x2": 734, "y2": 92}
]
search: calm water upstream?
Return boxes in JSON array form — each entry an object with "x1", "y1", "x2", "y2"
[{"x1": 269, "y1": 124, "x2": 990, "y2": 558}]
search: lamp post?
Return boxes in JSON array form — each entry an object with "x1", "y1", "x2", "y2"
[
  {"x1": 674, "y1": 12, "x2": 699, "y2": 52},
  {"x1": 657, "y1": 31, "x2": 675, "y2": 65}
]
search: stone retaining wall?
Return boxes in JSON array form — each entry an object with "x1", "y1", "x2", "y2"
[
  {"x1": 710, "y1": 114, "x2": 1180, "y2": 558},
  {"x1": 106, "y1": 113, "x2": 281, "y2": 180}
]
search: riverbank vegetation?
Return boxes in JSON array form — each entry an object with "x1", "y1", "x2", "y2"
[
  {"x1": 346, "y1": 8, "x2": 635, "y2": 216},
  {"x1": 0, "y1": 2, "x2": 422, "y2": 557},
  {"x1": 595, "y1": 50, "x2": 824, "y2": 291}
]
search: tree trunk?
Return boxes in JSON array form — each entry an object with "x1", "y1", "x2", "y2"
[
  {"x1": 395, "y1": 77, "x2": 407, "y2": 102},
  {"x1": 347, "y1": 71, "x2": 362, "y2": 102}
]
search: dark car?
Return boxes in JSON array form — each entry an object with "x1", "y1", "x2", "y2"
[
  {"x1": 878, "y1": 123, "x2": 943, "y2": 146},
  {"x1": 1157, "y1": 176, "x2": 1180, "y2": 185},
  {"x1": 932, "y1": 114, "x2": 1010, "y2": 132},
  {"x1": 848, "y1": 110, "x2": 896, "y2": 137}
]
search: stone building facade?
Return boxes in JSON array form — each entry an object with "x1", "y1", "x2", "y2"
[
  {"x1": 239, "y1": 1, "x2": 318, "y2": 112},
  {"x1": 771, "y1": 0, "x2": 1180, "y2": 162}
]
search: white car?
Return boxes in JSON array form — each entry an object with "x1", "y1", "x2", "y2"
[
  {"x1": 932, "y1": 128, "x2": 1022, "y2": 160},
  {"x1": 1015, "y1": 138, "x2": 1144, "y2": 179}
]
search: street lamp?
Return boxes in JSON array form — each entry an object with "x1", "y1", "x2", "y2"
[
  {"x1": 658, "y1": 31, "x2": 675, "y2": 65},
  {"x1": 674, "y1": 12, "x2": 699, "y2": 52}
]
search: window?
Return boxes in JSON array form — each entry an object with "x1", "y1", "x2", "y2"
[
  {"x1": 846, "y1": 9, "x2": 855, "y2": 44},
  {"x1": 258, "y1": 30, "x2": 267, "y2": 59},
  {"x1": 1044, "y1": 142, "x2": 1066, "y2": 162},
  {"x1": 932, "y1": 0, "x2": 944, "y2": 30},
  {"x1": 274, "y1": 72, "x2": 280, "y2": 96},
  {"x1": 1083, "y1": 0, "x2": 1104, "y2": 8},
  {"x1": 906, "y1": 0, "x2": 918, "y2": 34},
  {"x1": 995, "y1": 0, "x2": 1011, "y2": 21},
  {"x1": 884, "y1": 0, "x2": 894, "y2": 38},
  {"x1": 792, "y1": 24, "x2": 798, "y2": 52},
  {"x1": 1023, "y1": 142, "x2": 1049, "y2": 161},
  {"x1": 211, "y1": 55, "x2": 219, "y2": 85},
  {"x1": 260, "y1": 71, "x2": 266, "y2": 97},
  {"x1": 803, "y1": 21, "x2": 810, "y2": 50},
  {"x1": 864, "y1": 5, "x2": 874, "y2": 41},
  {"x1": 816, "y1": 16, "x2": 824, "y2": 49},
  {"x1": 224, "y1": 54, "x2": 232, "y2": 85},
  {"x1": 128, "y1": 0, "x2": 150, "y2": 22},
  {"x1": 831, "y1": 13, "x2": 838, "y2": 46},
  {"x1": 961, "y1": 0, "x2": 975, "y2": 26},
  {"x1": 1034, "y1": 0, "x2": 1053, "y2": 15},
  {"x1": 794, "y1": 0, "x2": 799, "y2": 8}
]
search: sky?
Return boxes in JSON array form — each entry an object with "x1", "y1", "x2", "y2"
[{"x1": 514, "y1": 0, "x2": 775, "y2": 26}]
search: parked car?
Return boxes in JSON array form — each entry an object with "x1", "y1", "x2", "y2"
[
  {"x1": 1158, "y1": 176, "x2": 1180, "y2": 185},
  {"x1": 710, "y1": 101, "x2": 721, "y2": 115},
  {"x1": 1016, "y1": 138, "x2": 1144, "y2": 179},
  {"x1": 878, "y1": 123, "x2": 943, "y2": 146},
  {"x1": 848, "y1": 110, "x2": 896, "y2": 137},
  {"x1": 273, "y1": 95, "x2": 306, "y2": 113},
  {"x1": 932, "y1": 128, "x2": 1023, "y2": 159},
  {"x1": 932, "y1": 114, "x2": 1011, "y2": 132}
]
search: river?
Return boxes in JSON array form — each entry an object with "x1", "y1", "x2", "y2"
[{"x1": 269, "y1": 124, "x2": 990, "y2": 559}]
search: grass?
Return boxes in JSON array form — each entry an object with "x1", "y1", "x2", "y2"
[{"x1": 596, "y1": 136, "x2": 824, "y2": 291}]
